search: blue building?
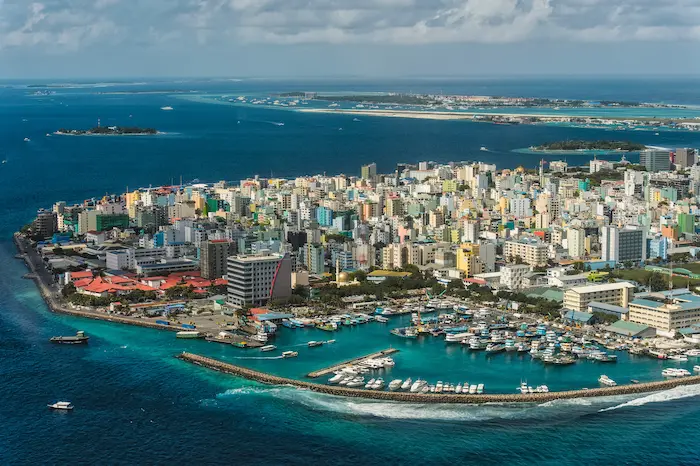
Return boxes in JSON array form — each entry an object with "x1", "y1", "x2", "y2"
[
  {"x1": 316, "y1": 206, "x2": 334, "y2": 227},
  {"x1": 648, "y1": 235, "x2": 668, "y2": 260}
]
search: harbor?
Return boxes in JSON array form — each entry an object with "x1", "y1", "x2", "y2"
[
  {"x1": 177, "y1": 352, "x2": 700, "y2": 404},
  {"x1": 306, "y1": 348, "x2": 399, "y2": 378}
]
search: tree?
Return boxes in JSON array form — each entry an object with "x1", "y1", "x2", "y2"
[
  {"x1": 61, "y1": 282, "x2": 76, "y2": 298},
  {"x1": 648, "y1": 272, "x2": 668, "y2": 292}
]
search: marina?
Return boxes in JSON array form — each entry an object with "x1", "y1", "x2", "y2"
[{"x1": 307, "y1": 348, "x2": 399, "y2": 378}]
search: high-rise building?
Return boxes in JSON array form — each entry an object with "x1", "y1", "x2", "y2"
[
  {"x1": 640, "y1": 149, "x2": 671, "y2": 172},
  {"x1": 567, "y1": 228, "x2": 586, "y2": 259},
  {"x1": 456, "y1": 243, "x2": 483, "y2": 277},
  {"x1": 504, "y1": 239, "x2": 548, "y2": 267},
  {"x1": 601, "y1": 225, "x2": 647, "y2": 264},
  {"x1": 200, "y1": 239, "x2": 234, "y2": 279},
  {"x1": 360, "y1": 163, "x2": 377, "y2": 180},
  {"x1": 675, "y1": 148, "x2": 696, "y2": 169},
  {"x1": 300, "y1": 243, "x2": 325, "y2": 274},
  {"x1": 226, "y1": 253, "x2": 292, "y2": 307},
  {"x1": 34, "y1": 209, "x2": 58, "y2": 239}
]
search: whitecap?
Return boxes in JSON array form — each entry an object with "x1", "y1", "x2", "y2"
[{"x1": 599, "y1": 385, "x2": 700, "y2": 412}]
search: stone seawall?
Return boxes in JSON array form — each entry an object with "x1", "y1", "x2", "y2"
[
  {"x1": 14, "y1": 233, "x2": 185, "y2": 333},
  {"x1": 177, "y1": 352, "x2": 700, "y2": 404}
]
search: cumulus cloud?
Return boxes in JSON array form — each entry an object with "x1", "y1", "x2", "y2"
[{"x1": 1, "y1": 0, "x2": 699, "y2": 52}]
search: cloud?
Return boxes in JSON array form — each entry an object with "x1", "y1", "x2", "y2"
[{"x1": 1, "y1": 0, "x2": 699, "y2": 52}]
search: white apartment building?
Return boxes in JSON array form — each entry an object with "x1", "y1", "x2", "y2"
[
  {"x1": 563, "y1": 282, "x2": 635, "y2": 312},
  {"x1": 504, "y1": 240, "x2": 548, "y2": 267},
  {"x1": 500, "y1": 264, "x2": 530, "y2": 290}
]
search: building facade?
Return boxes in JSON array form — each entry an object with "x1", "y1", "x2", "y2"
[
  {"x1": 226, "y1": 253, "x2": 292, "y2": 307},
  {"x1": 563, "y1": 282, "x2": 635, "y2": 312}
]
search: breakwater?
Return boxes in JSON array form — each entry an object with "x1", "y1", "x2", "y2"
[
  {"x1": 13, "y1": 233, "x2": 187, "y2": 333},
  {"x1": 178, "y1": 352, "x2": 700, "y2": 404},
  {"x1": 307, "y1": 348, "x2": 399, "y2": 378}
]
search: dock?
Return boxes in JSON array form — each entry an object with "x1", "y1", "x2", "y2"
[
  {"x1": 306, "y1": 348, "x2": 399, "y2": 378},
  {"x1": 205, "y1": 335, "x2": 264, "y2": 348},
  {"x1": 177, "y1": 352, "x2": 700, "y2": 404}
]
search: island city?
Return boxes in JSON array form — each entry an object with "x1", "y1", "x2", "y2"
[{"x1": 16, "y1": 144, "x2": 700, "y2": 401}]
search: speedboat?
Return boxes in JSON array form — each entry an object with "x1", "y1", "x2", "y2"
[
  {"x1": 401, "y1": 378, "x2": 412, "y2": 391},
  {"x1": 372, "y1": 378, "x2": 385, "y2": 390},
  {"x1": 308, "y1": 341, "x2": 324, "y2": 347},
  {"x1": 455, "y1": 384, "x2": 462, "y2": 394},
  {"x1": 388, "y1": 379, "x2": 403, "y2": 391},
  {"x1": 48, "y1": 401, "x2": 73, "y2": 410},
  {"x1": 329, "y1": 372, "x2": 345, "y2": 384},
  {"x1": 346, "y1": 377, "x2": 365, "y2": 388},
  {"x1": 469, "y1": 384, "x2": 477, "y2": 394},
  {"x1": 410, "y1": 379, "x2": 426, "y2": 393},
  {"x1": 282, "y1": 351, "x2": 298, "y2": 358},
  {"x1": 365, "y1": 378, "x2": 376, "y2": 389},
  {"x1": 598, "y1": 375, "x2": 617, "y2": 386},
  {"x1": 477, "y1": 384, "x2": 484, "y2": 394},
  {"x1": 260, "y1": 344, "x2": 277, "y2": 352},
  {"x1": 686, "y1": 349, "x2": 700, "y2": 357}
]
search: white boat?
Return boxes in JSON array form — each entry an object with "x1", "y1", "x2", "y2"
[
  {"x1": 346, "y1": 377, "x2": 365, "y2": 388},
  {"x1": 455, "y1": 384, "x2": 462, "y2": 394},
  {"x1": 536, "y1": 385, "x2": 549, "y2": 393},
  {"x1": 338, "y1": 376, "x2": 353, "y2": 386},
  {"x1": 401, "y1": 378, "x2": 412, "y2": 390},
  {"x1": 445, "y1": 332, "x2": 472, "y2": 343},
  {"x1": 480, "y1": 146, "x2": 488, "y2": 151},
  {"x1": 469, "y1": 384, "x2": 477, "y2": 394},
  {"x1": 662, "y1": 368, "x2": 691, "y2": 378},
  {"x1": 282, "y1": 351, "x2": 298, "y2": 358},
  {"x1": 669, "y1": 354, "x2": 688, "y2": 362},
  {"x1": 24, "y1": 137, "x2": 30, "y2": 142},
  {"x1": 160, "y1": 106, "x2": 174, "y2": 111},
  {"x1": 260, "y1": 344, "x2": 277, "y2": 352},
  {"x1": 685, "y1": 349, "x2": 700, "y2": 357},
  {"x1": 598, "y1": 375, "x2": 617, "y2": 386},
  {"x1": 365, "y1": 378, "x2": 376, "y2": 389},
  {"x1": 421, "y1": 386, "x2": 430, "y2": 394},
  {"x1": 375, "y1": 316, "x2": 389, "y2": 323},
  {"x1": 694, "y1": 365, "x2": 700, "y2": 372},
  {"x1": 325, "y1": 339, "x2": 336, "y2": 344},
  {"x1": 429, "y1": 385, "x2": 436, "y2": 393},
  {"x1": 48, "y1": 401, "x2": 73, "y2": 410},
  {"x1": 307, "y1": 341, "x2": 324, "y2": 347},
  {"x1": 435, "y1": 381, "x2": 443, "y2": 393},
  {"x1": 388, "y1": 379, "x2": 403, "y2": 391},
  {"x1": 485, "y1": 343, "x2": 506, "y2": 353},
  {"x1": 372, "y1": 378, "x2": 385, "y2": 390},
  {"x1": 410, "y1": 379, "x2": 426, "y2": 393},
  {"x1": 477, "y1": 384, "x2": 484, "y2": 394},
  {"x1": 329, "y1": 373, "x2": 345, "y2": 384}
]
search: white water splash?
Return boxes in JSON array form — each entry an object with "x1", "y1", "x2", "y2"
[{"x1": 599, "y1": 385, "x2": 700, "y2": 412}]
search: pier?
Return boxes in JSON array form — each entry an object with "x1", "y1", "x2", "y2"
[
  {"x1": 306, "y1": 348, "x2": 399, "y2": 378},
  {"x1": 177, "y1": 352, "x2": 700, "y2": 404}
]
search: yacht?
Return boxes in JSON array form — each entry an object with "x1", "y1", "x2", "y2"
[
  {"x1": 401, "y1": 378, "x2": 413, "y2": 391},
  {"x1": 410, "y1": 379, "x2": 426, "y2": 393},
  {"x1": 685, "y1": 349, "x2": 700, "y2": 357},
  {"x1": 346, "y1": 377, "x2": 365, "y2": 388},
  {"x1": 485, "y1": 343, "x2": 506, "y2": 353},
  {"x1": 536, "y1": 385, "x2": 549, "y2": 393},
  {"x1": 477, "y1": 384, "x2": 484, "y2": 394},
  {"x1": 694, "y1": 365, "x2": 700, "y2": 372},
  {"x1": 365, "y1": 378, "x2": 377, "y2": 389},
  {"x1": 421, "y1": 385, "x2": 430, "y2": 394},
  {"x1": 375, "y1": 316, "x2": 389, "y2": 323},
  {"x1": 24, "y1": 137, "x2": 30, "y2": 142},
  {"x1": 329, "y1": 372, "x2": 345, "y2": 384},
  {"x1": 389, "y1": 379, "x2": 403, "y2": 391},
  {"x1": 160, "y1": 106, "x2": 174, "y2": 111},
  {"x1": 669, "y1": 354, "x2": 688, "y2": 362},
  {"x1": 468, "y1": 384, "x2": 477, "y2": 394},
  {"x1": 455, "y1": 384, "x2": 462, "y2": 394},
  {"x1": 371, "y1": 378, "x2": 385, "y2": 390},
  {"x1": 260, "y1": 344, "x2": 277, "y2": 352},
  {"x1": 662, "y1": 368, "x2": 691, "y2": 378},
  {"x1": 282, "y1": 351, "x2": 298, "y2": 358},
  {"x1": 598, "y1": 375, "x2": 617, "y2": 386},
  {"x1": 435, "y1": 381, "x2": 443, "y2": 393},
  {"x1": 480, "y1": 146, "x2": 488, "y2": 151},
  {"x1": 48, "y1": 401, "x2": 74, "y2": 411},
  {"x1": 338, "y1": 376, "x2": 353, "y2": 386},
  {"x1": 445, "y1": 332, "x2": 472, "y2": 343}
]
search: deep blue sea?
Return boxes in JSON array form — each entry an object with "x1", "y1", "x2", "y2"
[{"x1": 3, "y1": 78, "x2": 700, "y2": 465}]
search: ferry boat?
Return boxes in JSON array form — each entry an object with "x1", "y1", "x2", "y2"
[
  {"x1": 48, "y1": 401, "x2": 74, "y2": 411},
  {"x1": 176, "y1": 331, "x2": 203, "y2": 339},
  {"x1": 50, "y1": 331, "x2": 89, "y2": 345},
  {"x1": 260, "y1": 345, "x2": 277, "y2": 352},
  {"x1": 598, "y1": 375, "x2": 617, "y2": 386},
  {"x1": 308, "y1": 341, "x2": 324, "y2": 347},
  {"x1": 282, "y1": 351, "x2": 298, "y2": 358}
]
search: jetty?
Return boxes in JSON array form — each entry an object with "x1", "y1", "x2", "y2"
[
  {"x1": 306, "y1": 348, "x2": 399, "y2": 378},
  {"x1": 177, "y1": 352, "x2": 700, "y2": 404}
]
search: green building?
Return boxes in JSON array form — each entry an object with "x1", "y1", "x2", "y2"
[
  {"x1": 678, "y1": 213, "x2": 695, "y2": 234},
  {"x1": 94, "y1": 213, "x2": 130, "y2": 232}
]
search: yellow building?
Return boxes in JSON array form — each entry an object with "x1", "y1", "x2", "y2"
[{"x1": 456, "y1": 243, "x2": 483, "y2": 277}]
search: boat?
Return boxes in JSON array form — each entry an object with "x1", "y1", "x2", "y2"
[
  {"x1": 375, "y1": 315, "x2": 389, "y2": 323},
  {"x1": 160, "y1": 106, "x2": 174, "y2": 111},
  {"x1": 445, "y1": 332, "x2": 472, "y2": 343},
  {"x1": 480, "y1": 146, "x2": 488, "y2": 151},
  {"x1": 485, "y1": 343, "x2": 506, "y2": 353},
  {"x1": 365, "y1": 378, "x2": 377, "y2": 389},
  {"x1": 24, "y1": 137, "x2": 30, "y2": 142},
  {"x1": 662, "y1": 368, "x2": 691, "y2": 378},
  {"x1": 694, "y1": 366, "x2": 700, "y2": 372},
  {"x1": 260, "y1": 344, "x2": 277, "y2": 352},
  {"x1": 477, "y1": 384, "x2": 484, "y2": 394},
  {"x1": 50, "y1": 331, "x2": 89, "y2": 344},
  {"x1": 685, "y1": 349, "x2": 700, "y2": 357},
  {"x1": 176, "y1": 331, "x2": 203, "y2": 339},
  {"x1": 410, "y1": 379, "x2": 426, "y2": 393},
  {"x1": 372, "y1": 378, "x2": 385, "y2": 390},
  {"x1": 421, "y1": 386, "x2": 430, "y2": 394},
  {"x1": 669, "y1": 354, "x2": 688, "y2": 362},
  {"x1": 389, "y1": 379, "x2": 403, "y2": 391},
  {"x1": 536, "y1": 385, "x2": 549, "y2": 393},
  {"x1": 329, "y1": 373, "x2": 345, "y2": 384},
  {"x1": 346, "y1": 377, "x2": 365, "y2": 388},
  {"x1": 469, "y1": 384, "x2": 477, "y2": 394},
  {"x1": 326, "y1": 339, "x2": 336, "y2": 344},
  {"x1": 48, "y1": 401, "x2": 73, "y2": 411},
  {"x1": 1, "y1": 160, "x2": 6, "y2": 164},
  {"x1": 455, "y1": 384, "x2": 462, "y2": 394},
  {"x1": 338, "y1": 376, "x2": 353, "y2": 386},
  {"x1": 598, "y1": 375, "x2": 617, "y2": 386},
  {"x1": 401, "y1": 378, "x2": 412, "y2": 391},
  {"x1": 391, "y1": 327, "x2": 418, "y2": 338},
  {"x1": 308, "y1": 341, "x2": 324, "y2": 347},
  {"x1": 282, "y1": 351, "x2": 298, "y2": 358}
]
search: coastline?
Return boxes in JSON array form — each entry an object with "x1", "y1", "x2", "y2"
[
  {"x1": 13, "y1": 233, "x2": 187, "y2": 333},
  {"x1": 178, "y1": 352, "x2": 700, "y2": 404}
]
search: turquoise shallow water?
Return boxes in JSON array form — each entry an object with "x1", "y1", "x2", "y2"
[{"x1": 3, "y1": 78, "x2": 700, "y2": 464}]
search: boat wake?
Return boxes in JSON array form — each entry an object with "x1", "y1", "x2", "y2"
[{"x1": 598, "y1": 385, "x2": 700, "y2": 412}]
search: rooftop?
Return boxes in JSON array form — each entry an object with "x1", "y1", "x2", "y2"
[{"x1": 567, "y1": 282, "x2": 635, "y2": 294}]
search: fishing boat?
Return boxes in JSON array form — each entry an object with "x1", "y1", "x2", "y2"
[
  {"x1": 282, "y1": 351, "x2": 298, "y2": 358},
  {"x1": 50, "y1": 331, "x2": 89, "y2": 345},
  {"x1": 598, "y1": 375, "x2": 617, "y2": 386},
  {"x1": 260, "y1": 345, "x2": 277, "y2": 352},
  {"x1": 48, "y1": 401, "x2": 74, "y2": 411},
  {"x1": 176, "y1": 331, "x2": 204, "y2": 339}
]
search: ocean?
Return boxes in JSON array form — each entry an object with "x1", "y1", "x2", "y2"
[{"x1": 2, "y1": 78, "x2": 700, "y2": 465}]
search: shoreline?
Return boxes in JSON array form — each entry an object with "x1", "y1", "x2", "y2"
[
  {"x1": 13, "y1": 233, "x2": 188, "y2": 333},
  {"x1": 177, "y1": 352, "x2": 700, "y2": 404}
]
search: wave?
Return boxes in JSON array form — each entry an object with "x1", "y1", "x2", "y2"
[{"x1": 599, "y1": 385, "x2": 700, "y2": 412}]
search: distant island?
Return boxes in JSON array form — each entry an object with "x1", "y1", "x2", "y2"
[
  {"x1": 55, "y1": 126, "x2": 158, "y2": 136},
  {"x1": 533, "y1": 140, "x2": 647, "y2": 152}
]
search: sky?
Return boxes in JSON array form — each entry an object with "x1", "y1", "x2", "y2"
[{"x1": 1, "y1": 0, "x2": 700, "y2": 79}]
